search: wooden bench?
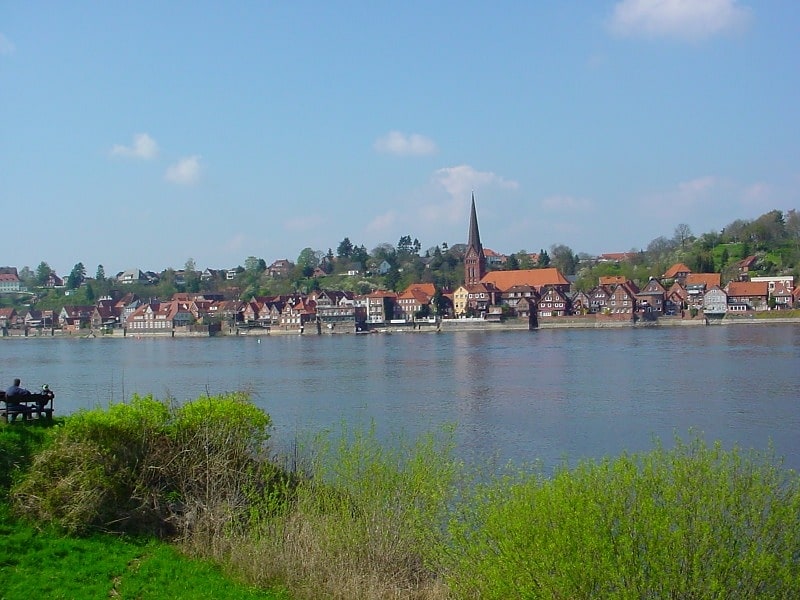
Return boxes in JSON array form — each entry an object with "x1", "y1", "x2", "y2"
[{"x1": 0, "y1": 390, "x2": 55, "y2": 423}]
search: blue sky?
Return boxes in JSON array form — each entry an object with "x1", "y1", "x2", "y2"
[{"x1": 2, "y1": 1, "x2": 798, "y2": 277}]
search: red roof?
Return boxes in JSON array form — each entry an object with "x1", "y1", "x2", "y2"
[
  {"x1": 480, "y1": 268, "x2": 569, "y2": 292},
  {"x1": 663, "y1": 263, "x2": 692, "y2": 278}
]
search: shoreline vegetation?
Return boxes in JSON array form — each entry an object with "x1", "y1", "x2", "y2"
[{"x1": 2, "y1": 394, "x2": 799, "y2": 598}]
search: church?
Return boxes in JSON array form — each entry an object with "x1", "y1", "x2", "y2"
[{"x1": 452, "y1": 195, "x2": 570, "y2": 319}]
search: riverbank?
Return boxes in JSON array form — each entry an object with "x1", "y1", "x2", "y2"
[{"x1": 3, "y1": 313, "x2": 800, "y2": 339}]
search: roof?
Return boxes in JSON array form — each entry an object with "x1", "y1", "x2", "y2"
[
  {"x1": 663, "y1": 263, "x2": 692, "y2": 278},
  {"x1": 480, "y1": 268, "x2": 569, "y2": 292},
  {"x1": 685, "y1": 273, "x2": 721, "y2": 288},
  {"x1": 598, "y1": 275, "x2": 629, "y2": 286},
  {"x1": 401, "y1": 282, "x2": 436, "y2": 298},
  {"x1": 726, "y1": 281, "x2": 769, "y2": 297},
  {"x1": 598, "y1": 252, "x2": 637, "y2": 262}
]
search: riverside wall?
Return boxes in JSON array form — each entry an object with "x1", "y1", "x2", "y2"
[{"x1": 3, "y1": 314, "x2": 800, "y2": 339}]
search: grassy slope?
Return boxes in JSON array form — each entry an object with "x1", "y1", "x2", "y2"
[{"x1": 0, "y1": 504, "x2": 286, "y2": 600}]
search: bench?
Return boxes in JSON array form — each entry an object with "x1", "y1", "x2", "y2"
[{"x1": 0, "y1": 390, "x2": 55, "y2": 423}]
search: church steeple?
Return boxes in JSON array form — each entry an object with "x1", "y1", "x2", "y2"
[{"x1": 464, "y1": 193, "x2": 486, "y2": 286}]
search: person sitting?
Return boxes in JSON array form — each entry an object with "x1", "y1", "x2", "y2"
[{"x1": 4, "y1": 378, "x2": 31, "y2": 421}]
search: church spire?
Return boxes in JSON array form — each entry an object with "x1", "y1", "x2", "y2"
[{"x1": 464, "y1": 192, "x2": 486, "y2": 286}]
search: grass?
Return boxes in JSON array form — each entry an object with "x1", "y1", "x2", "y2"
[{"x1": 0, "y1": 503, "x2": 286, "y2": 600}]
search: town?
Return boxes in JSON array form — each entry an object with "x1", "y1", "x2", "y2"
[{"x1": 1, "y1": 200, "x2": 799, "y2": 336}]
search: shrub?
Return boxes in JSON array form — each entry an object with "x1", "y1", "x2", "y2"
[
  {"x1": 231, "y1": 424, "x2": 461, "y2": 600},
  {"x1": 444, "y1": 436, "x2": 800, "y2": 598},
  {"x1": 10, "y1": 393, "x2": 279, "y2": 538}
]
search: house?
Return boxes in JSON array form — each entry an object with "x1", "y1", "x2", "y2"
[
  {"x1": 736, "y1": 255, "x2": 758, "y2": 280},
  {"x1": 345, "y1": 263, "x2": 362, "y2": 277},
  {"x1": 357, "y1": 290, "x2": 397, "y2": 325},
  {"x1": 570, "y1": 290, "x2": 591, "y2": 315},
  {"x1": 537, "y1": 286, "x2": 571, "y2": 318},
  {"x1": 514, "y1": 296, "x2": 537, "y2": 319},
  {"x1": 725, "y1": 281, "x2": 769, "y2": 311},
  {"x1": 597, "y1": 252, "x2": 638, "y2": 263},
  {"x1": 483, "y1": 248, "x2": 507, "y2": 268},
  {"x1": 91, "y1": 300, "x2": 121, "y2": 329},
  {"x1": 43, "y1": 273, "x2": 64, "y2": 288},
  {"x1": 666, "y1": 282, "x2": 687, "y2": 314},
  {"x1": 703, "y1": 286, "x2": 728, "y2": 316},
  {"x1": 118, "y1": 269, "x2": 147, "y2": 285},
  {"x1": 453, "y1": 283, "x2": 495, "y2": 317},
  {"x1": 268, "y1": 259, "x2": 294, "y2": 278},
  {"x1": 662, "y1": 263, "x2": 692, "y2": 284},
  {"x1": 126, "y1": 302, "x2": 177, "y2": 332},
  {"x1": 0, "y1": 307, "x2": 17, "y2": 329},
  {"x1": 500, "y1": 284, "x2": 538, "y2": 316},
  {"x1": 315, "y1": 290, "x2": 363, "y2": 330},
  {"x1": 59, "y1": 305, "x2": 94, "y2": 332},
  {"x1": 0, "y1": 272, "x2": 21, "y2": 293},
  {"x1": 397, "y1": 283, "x2": 436, "y2": 321},
  {"x1": 480, "y1": 268, "x2": 570, "y2": 295},
  {"x1": 770, "y1": 281, "x2": 794, "y2": 309},
  {"x1": 588, "y1": 285, "x2": 612, "y2": 313},
  {"x1": 608, "y1": 283, "x2": 637, "y2": 315},
  {"x1": 598, "y1": 275, "x2": 630, "y2": 286},
  {"x1": 636, "y1": 278, "x2": 666, "y2": 314},
  {"x1": 279, "y1": 297, "x2": 316, "y2": 331}
]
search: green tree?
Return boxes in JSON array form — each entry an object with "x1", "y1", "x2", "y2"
[
  {"x1": 538, "y1": 249, "x2": 550, "y2": 267},
  {"x1": 67, "y1": 262, "x2": 86, "y2": 290},
  {"x1": 35, "y1": 262, "x2": 53, "y2": 285},
  {"x1": 95, "y1": 264, "x2": 106, "y2": 282},
  {"x1": 550, "y1": 244, "x2": 578, "y2": 275},
  {"x1": 337, "y1": 237, "x2": 354, "y2": 260}
]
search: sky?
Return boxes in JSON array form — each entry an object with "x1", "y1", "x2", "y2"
[{"x1": 2, "y1": 1, "x2": 799, "y2": 277}]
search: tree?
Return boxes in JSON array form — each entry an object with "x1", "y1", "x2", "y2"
[
  {"x1": 397, "y1": 235, "x2": 413, "y2": 255},
  {"x1": 673, "y1": 223, "x2": 694, "y2": 250},
  {"x1": 35, "y1": 262, "x2": 53, "y2": 285},
  {"x1": 95, "y1": 265, "x2": 106, "y2": 282},
  {"x1": 538, "y1": 250, "x2": 550, "y2": 267},
  {"x1": 184, "y1": 258, "x2": 200, "y2": 292},
  {"x1": 550, "y1": 244, "x2": 578, "y2": 275},
  {"x1": 67, "y1": 262, "x2": 86, "y2": 290},
  {"x1": 296, "y1": 247, "x2": 320, "y2": 274},
  {"x1": 506, "y1": 254, "x2": 520, "y2": 270},
  {"x1": 337, "y1": 237, "x2": 354, "y2": 260},
  {"x1": 244, "y1": 256, "x2": 265, "y2": 273}
]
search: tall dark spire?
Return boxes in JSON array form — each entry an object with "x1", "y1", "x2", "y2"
[
  {"x1": 467, "y1": 192, "x2": 482, "y2": 252},
  {"x1": 464, "y1": 193, "x2": 486, "y2": 286}
]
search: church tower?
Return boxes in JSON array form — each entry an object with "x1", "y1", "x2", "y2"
[{"x1": 464, "y1": 193, "x2": 486, "y2": 286}]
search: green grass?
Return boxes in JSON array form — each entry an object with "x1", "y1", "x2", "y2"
[{"x1": 0, "y1": 503, "x2": 286, "y2": 600}]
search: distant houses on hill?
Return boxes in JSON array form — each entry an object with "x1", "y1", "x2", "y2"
[{"x1": 1, "y1": 199, "x2": 798, "y2": 335}]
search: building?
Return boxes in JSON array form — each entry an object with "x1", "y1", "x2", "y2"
[{"x1": 464, "y1": 194, "x2": 486, "y2": 287}]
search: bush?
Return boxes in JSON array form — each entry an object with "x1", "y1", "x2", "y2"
[
  {"x1": 231, "y1": 424, "x2": 462, "y2": 600},
  {"x1": 10, "y1": 393, "x2": 280, "y2": 538},
  {"x1": 444, "y1": 436, "x2": 800, "y2": 598}
]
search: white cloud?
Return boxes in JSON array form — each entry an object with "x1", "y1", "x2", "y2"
[
  {"x1": 165, "y1": 156, "x2": 201, "y2": 185},
  {"x1": 740, "y1": 182, "x2": 772, "y2": 208},
  {"x1": 541, "y1": 195, "x2": 594, "y2": 212},
  {"x1": 111, "y1": 133, "x2": 159, "y2": 159},
  {"x1": 366, "y1": 210, "x2": 398, "y2": 234},
  {"x1": 0, "y1": 33, "x2": 15, "y2": 56},
  {"x1": 373, "y1": 131, "x2": 438, "y2": 156},
  {"x1": 433, "y1": 164, "x2": 518, "y2": 199},
  {"x1": 609, "y1": 0, "x2": 750, "y2": 40},
  {"x1": 284, "y1": 214, "x2": 324, "y2": 232}
]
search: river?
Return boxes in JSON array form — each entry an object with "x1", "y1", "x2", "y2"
[{"x1": 3, "y1": 324, "x2": 799, "y2": 473}]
